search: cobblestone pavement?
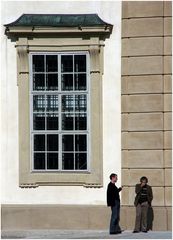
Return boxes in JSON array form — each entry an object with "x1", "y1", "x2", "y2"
[{"x1": 1, "y1": 230, "x2": 172, "y2": 239}]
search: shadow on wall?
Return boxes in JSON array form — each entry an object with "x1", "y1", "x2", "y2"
[{"x1": 147, "y1": 206, "x2": 154, "y2": 231}]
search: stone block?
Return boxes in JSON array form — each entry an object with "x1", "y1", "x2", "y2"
[
  {"x1": 164, "y1": 1, "x2": 172, "y2": 16},
  {"x1": 88, "y1": 206, "x2": 110, "y2": 229},
  {"x1": 164, "y1": 131, "x2": 172, "y2": 149},
  {"x1": 164, "y1": 112, "x2": 172, "y2": 130},
  {"x1": 122, "y1": 56, "x2": 163, "y2": 75},
  {"x1": 152, "y1": 207, "x2": 167, "y2": 230},
  {"x1": 119, "y1": 207, "x2": 127, "y2": 230},
  {"x1": 164, "y1": 150, "x2": 172, "y2": 168},
  {"x1": 164, "y1": 75, "x2": 172, "y2": 93},
  {"x1": 122, "y1": 1, "x2": 163, "y2": 18},
  {"x1": 126, "y1": 207, "x2": 136, "y2": 230},
  {"x1": 165, "y1": 169, "x2": 172, "y2": 186},
  {"x1": 122, "y1": 18, "x2": 163, "y2": 38},
  {"x1": 164, "y1": 56, "x2": 172, "y2": 74},
  {"x1": 121, "y1": 75, "x2": 163, "y2": 94},
  {"x1": 122, "y1": 37, "x2": 163, "y2": 56},
  {"x1": 122, "y1": 169, "x2": 164, "y2": 187},
  {"x1": 164, "y1": 17, "x2": 172, "y2": 36},
  {"x1": 164, "y1": 94, "x2": 172, "y2": 111},
  {"x1": 165, "y1": 187, "x2": 172, "y2": 206},
  {"x1": 167, "y1": 207, "x2": 172, "y2": 230},
  {"x1": 121, "y1": 187, "x2": 129, "y2": 205},
  {"x1": 164, "y1": 37, "x2": 172, "y2": 55},
  {"x1": 122, "y1": 132, "x2": 163, "y2": 150},
  {"x1": 122, "y1": 113, "x2": 163, "y2": 131},
  {"x1": 122, "y1": 150, "x2": 163, "y2": 169},
  {"x1": 122, "y1": 94, "x2": 163, "y2": 113}
]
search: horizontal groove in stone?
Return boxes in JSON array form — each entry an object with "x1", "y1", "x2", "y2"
[{"x1": 121, "y1": 54, "x2": 172, "y2": 58}]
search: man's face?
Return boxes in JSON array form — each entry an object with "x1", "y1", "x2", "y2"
[
  {"x1": 112, "y1": 175, "x2": 117, "y2": 183},
  {"x1": 141, "y1": 180, "x2": 147, "y2": 185}
]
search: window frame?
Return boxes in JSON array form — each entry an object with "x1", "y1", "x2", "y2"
[{"x1": 29, "y1": 52, "x2": 90, "y2": 173}]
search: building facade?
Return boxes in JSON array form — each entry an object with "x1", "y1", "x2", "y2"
[{"x1": 1, "y1": 0, "x2": 172, "y2": 231}]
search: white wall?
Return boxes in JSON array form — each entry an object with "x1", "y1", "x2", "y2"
[{"x1": 1, "y1": 0, "x2": 122, "y2": 204}]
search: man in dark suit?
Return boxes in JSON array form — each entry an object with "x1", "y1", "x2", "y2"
[
  {"x1": 107, "y1": 173, "x2": 123, "y2": 234},
  {"x1": 133, "y1": 176, "x2": 153, "y2": 233}
]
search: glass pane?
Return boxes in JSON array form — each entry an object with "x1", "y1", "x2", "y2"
[
  {"x1": 34, "y1": 153, "x2": 45, "y2": 169},
  {"x1": 62, "y1": 113, "x2": 74, "y2": 130},
  {"x1": 33, "y1": 74, "x2": 45, "y2": 91},
  {"x1": 75, "y1": 135, "x2": 87, "y2": 151},
  {"x1": 62, "y1": 95, "x2": 74, "y2": 112},
  {"x1": 33, "y1": 95, "x2": 45, "y2": 112},
  {"x1": 61, "y1": 55, "x2": 73, "y2": 72},
  {"x1": 47, "y1": 134, "x2": 58, "y2": 151},
  {"x1": 34, "y1": 134, "x2": 45, "y2": 151},
  {"x1": 33, "y1": 55, "x2": 44, "y2": 72},
  {"x1": 75, "y1": 113, "x2": 87, "y2": 130},
  {"x1": 75, "y1": 153, "x2": 87, "y2": 170},
  {"x1": 74, "y1": 55, "x2": 86, "y2": 72},
  {"x1": 75, "y1": 74, "x2": 86, "y2": 91},
  {"x1": 46, "y1": 95, "x2": 58, "y2": 112},
  {"x1": 47, "y1": 153, "x2": 58, "y2": 169},
  {"x1": 75, "y1": 95, "x2": 87, "y2": 112},
  {"x1": 46, "y1": 74, "x2": 58, "y2": 91},
  {"x1": 46, "y1": 55, "x2": 58, "y2": 72},
  {"x1": 33, "y1": 113, "x2": 45, "y2": 130},
  {"x1": 62, "y1": 153, "x2": 74, "y2": 170},
  {"x1": 46, "y1": 113, "x2": 58, "y2": 130},
  {"x1": 61, "y1": 74, "x2": 73, "y2": 91},
  {"x1": 62, "y1": 135, "x2": 74, "y2": 151}
]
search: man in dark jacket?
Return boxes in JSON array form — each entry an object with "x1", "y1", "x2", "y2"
[
  {"x1": 107, "y1": 173, "x2": 123, "y2": 234},
  {"x1": 133, "y1": 176, "x2": 153, "y2": 233}
]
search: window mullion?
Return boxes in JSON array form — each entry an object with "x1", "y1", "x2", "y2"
[{"x1": 59, "y1": 54, "x2": 62, "y2": 170}]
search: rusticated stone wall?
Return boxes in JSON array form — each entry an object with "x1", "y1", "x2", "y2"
[{"x1": 121, "y1": 1, "x2": 172, "y2": 230}]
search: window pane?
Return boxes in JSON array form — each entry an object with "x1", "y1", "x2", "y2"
[
  {"x1": 33, "y1": 95, "x2": 45, "y2": 112},
  {"x1": 34, "y1": 134, "x2": 45, "y2": 151},
  {"x1": 62, "y1": 153, "x2": 74, "y2": 170},
  {"x1": 46, "y1": 113, "x2": 58, "y2": 130},
  {"x1": 46, "y1": 95, "x2": 58, "y2": 112},
  {"x1": 75, "y1": 153, "x2": 87, "y2": 170},
  {"x1": 46, "y1": 55, "x2": 58, "y2": 72},
  {"x1": 75, "y1": 113, "x2": 87, "y2": 130},
  {"x1": 62, "y1": 95, "x2": 74, "y2": 112},
  {"x1": 74, "y1": 55, "x2": 86, "y2": 72},
  {"x1": 33, "y1": 74, "x2": 45, "y2": 91},
  {"x1": 46, "y1": 74, "x2": 58, "y2": 91},
  {"x1": 33, "y1": 113, "x2": 45, "y2": 130},
  {"x1": 61, "y1": 55, "x2": 73, "y2": 72},
  {"x1": 47, "y1": 134, "x2": 58, "y2": 151},
  {"x1": 47, "y1": 153, "x2": 58, "y2": 169},
  {"x1": 75, "y1": 135, "x2": 87, "y2": 151},
  {"x1": 34, "y1": 153, "x2": 45, "y2": 169},
  {"x1": 61, "y1": 74, "x2": 73, "y2": 91},
  {"x1": 62, "y1": 113, "x2": 74, "y2": 130},
  {"x1": 62, "y1": 135, "x2": 74, "y2": 151},
  {"x1": 75, "y1": 95, "x2": 87, "y2": 112},
  {"x1": 33, "y1": 55, "x2": 44, "y2": 72},
  {"x1": 75, "y1": 74, "x2": 86, "y2": 91}
]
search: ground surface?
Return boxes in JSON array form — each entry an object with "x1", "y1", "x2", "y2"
[{"x1": 1, "y1": 230, "x2": 172, "y2": 239}]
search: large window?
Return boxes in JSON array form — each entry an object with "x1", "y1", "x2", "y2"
[{"x1": 30, "y1": 53, "x2": 89, "y2": 171}]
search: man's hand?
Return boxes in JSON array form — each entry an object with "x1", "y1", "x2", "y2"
[{"x1": 141, "y1": 182, "x2": 145, "y2": 187}]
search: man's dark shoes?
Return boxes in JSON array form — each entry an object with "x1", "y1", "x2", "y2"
[
  {"x1": 133, "y1": 230, "x2": 139, "y2": 233},
  {"x1": 110, "y1": 231, "x2": 122, "y2": 234},
  {"x1": 142, "y1": 230, "x2": 148, "y2": 233}
]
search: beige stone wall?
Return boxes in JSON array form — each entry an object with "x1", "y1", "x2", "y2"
[{"x1": 121, "y1": 1, "x2": 172, "y2": 230}]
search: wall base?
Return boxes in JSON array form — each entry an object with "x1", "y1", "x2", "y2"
[{"x1": 1, "y1": 205, "x2": 172, "y2": 231}]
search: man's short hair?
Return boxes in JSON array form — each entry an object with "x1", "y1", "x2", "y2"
[
  {"x1": 110, "y1": 173, "x2": 117, "y2": 180},
  {"x1": 140, "y1": 176, "x2": 148, "y2": 183}
]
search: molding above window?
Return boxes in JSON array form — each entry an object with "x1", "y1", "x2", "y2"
[{"x1": 4, "y1": 14, "x2": 113, "y2": 188}]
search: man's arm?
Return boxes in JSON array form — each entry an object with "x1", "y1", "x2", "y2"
[{"x1": 135, "y1": 184, "x2": 142, "y2": 194}]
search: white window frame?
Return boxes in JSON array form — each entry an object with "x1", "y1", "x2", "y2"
[{"x1": 29, "y1": 52, "x2": 90, "y2": 173}]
